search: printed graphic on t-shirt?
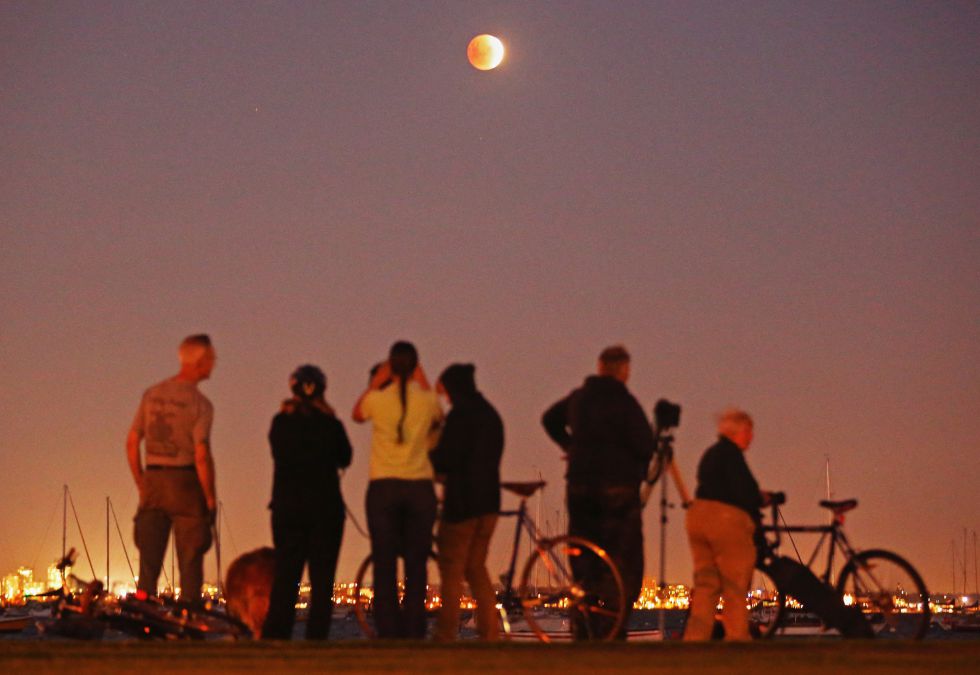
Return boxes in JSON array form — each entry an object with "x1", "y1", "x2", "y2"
[{"x1": 146, "y1": 396, "x2": 189, "y2": 458}]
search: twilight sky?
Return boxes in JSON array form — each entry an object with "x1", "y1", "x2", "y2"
[{"x1": 2, "y1": 1, "x2": 978, "y2": 594}]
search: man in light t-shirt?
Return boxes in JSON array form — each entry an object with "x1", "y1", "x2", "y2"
[
  {"x1": 127, "y1": 334, "x2": 217, "y2": 603},
  {"x1": 353, "y1": 341, "x2": 442, "y2": 638}
]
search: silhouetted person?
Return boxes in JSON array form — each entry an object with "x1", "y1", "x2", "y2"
[
  {"x1": 353, "y1": 341, "x2": 442, "y2": 638},
  {"x1": 684, "y1": 409, "x2": 770, "y2": 641},
  {"x1": 542, "y1": 345, "x2": 655, "y2": 639},
  {"x1": 430, "y1": 363, "x2": 503, "y2": 642},
  {"x1": 127, "y1": 334, "x2": 217, "y2": 603},
  {"x1": 262, "y1": 365, "x2": 351, "y2": 640}
]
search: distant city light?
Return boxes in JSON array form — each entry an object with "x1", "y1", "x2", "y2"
[{"x1": 0, "y1": 564, "x2": 947, "y2": 618}]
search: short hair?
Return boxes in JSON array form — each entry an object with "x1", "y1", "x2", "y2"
[
  {"x1": 598, "y1": 345, "x2": 630, "y2": 376},
  {"x1": 439, "y1": 363, "x2": 477, "y2": 400},
  {"x1": 178, "y1": 334, "x2": 213, "y2": 365},
  {"x1": 717, "y1": 408, "x2": 753, "y2": 438}
]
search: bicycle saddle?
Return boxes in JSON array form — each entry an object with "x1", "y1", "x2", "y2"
[
  {"x1": 819, "y1": 499, "x2": 857, "y2": 513},
  {"x1": 501, "y1": 480, "x2": 546, "y2": 497}
]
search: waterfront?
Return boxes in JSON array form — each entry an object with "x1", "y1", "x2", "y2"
[{"x1": 4, "y1": 607, "x2": 979, "y2": 643}]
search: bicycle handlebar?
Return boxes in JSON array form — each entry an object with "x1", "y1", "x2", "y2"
[{"x1": 760, "y1": 491, "x2": 787, "y2": 556}]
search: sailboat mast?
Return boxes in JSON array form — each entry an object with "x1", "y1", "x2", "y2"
[
  {"x1": 62, "y1": 484, "x2": 68, "y2": 585},
  {"x1": 974, "y1": 530, "x2": 978, "y2": 599},
  {"x1": 965, "y1": 528, "x2": 969, "y2": 599},
  {"x1": 215, "y1": 500, "x2": 224, "y2": 595},
  {"x1": 106, "y1": 496, "x2": 110, "y2": 592},
  {"x1": 171, "y1": 533, "x2": 176, "y2": 597},
  {"x1": 825, "y1": 457, "x2": 835, "y2": 584},
  {"x1": 952, "y1": 540, "x2": 957, "y2": 596},
  {"x1": 62, "y1": 484, "x2": 67, "y2": 561},
  {"x1": 535, "y1": 470, "x2": 542, "y2": 591},
  {"x1": 824, "y1": 455, "x2": 831, "y2": 500}
]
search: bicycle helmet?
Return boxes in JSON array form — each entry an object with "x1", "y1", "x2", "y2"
[{"x1": 289, "y1": 364, "x2": 326, "y2": 401}]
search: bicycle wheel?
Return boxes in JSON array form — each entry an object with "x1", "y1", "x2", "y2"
[
  {"x1": 835, "y1": 549, "x2": 930, "y2": 640},
  {"x1": 517, "y1": 536, "x2": 626, "y2": 642},
  {"x1": 107, "y1": 595, "x2": 252, "y2": 640},
  {"x1": 748, "y1": 566, "x2": 786, "y2": 639},
  {"x1": 103, "y1": 595, "x2": 195, "y2": 639},
  {"x1": 171, "y1": 600, "x2": 253, "y2": 640},
  {"x1": 351, "y1": 550, "x2": 439, "y2": 639}
]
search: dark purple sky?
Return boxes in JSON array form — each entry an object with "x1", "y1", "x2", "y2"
[{"x1": 2, "y1": 1, "x2": 978, "y2": 593}]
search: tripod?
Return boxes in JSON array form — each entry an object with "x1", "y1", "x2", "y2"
[{"x1": 640, "y1": 426, "x2": 692, "y2": 638}]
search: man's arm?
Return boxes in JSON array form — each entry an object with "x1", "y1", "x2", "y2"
[
  {"x1": 195, "y1": 440, "x2": 217, "y2": 512},
  {"x1": 726, "y1": 449, "x2": 762, "y2": 513},
  {"x1": 625, "y1": 397, "x2": 656, "y2": 464},
  {"x1": 541, "y1": 396, "x2": 572, "y2": 450},
  {"x1": 429, "y1": 411, "x2": 462, "y2": 475},
  {"x1": 192, "y1": 398, "x2": 217, "y2": 513},
  {"x1": 126, "y1": 429, "x2": 144, "y2": 496}
]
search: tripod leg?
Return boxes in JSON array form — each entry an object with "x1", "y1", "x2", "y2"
[
  {"x1": 668, "y1": 461, "x2": 692, "y2": 507},
  {"x1": 658, "y1": 470, "x2": 669, "y2": 639}
]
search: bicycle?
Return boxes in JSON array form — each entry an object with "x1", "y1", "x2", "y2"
[
  {"x1": 749, "y1": 494, "x2": 930, "y2": 640},
  {"x1": 351, "y1": 480, "x2": 627, "y2": 641},
  {"x1": 37, "y1": 548, "x2": 251, "y2": 641}
]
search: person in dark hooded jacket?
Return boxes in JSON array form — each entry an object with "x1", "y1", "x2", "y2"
[
  {"x1": 262, "y1": 365, "x2": 351, "y2": 640},
  {"x1": 430, "y1": 363, "x2": 504, "y2": 641},
  {"x1": 542, "y1": 345, "x2": 655, "y2": 639}
]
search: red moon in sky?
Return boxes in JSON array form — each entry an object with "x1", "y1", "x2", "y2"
[{"x1": 467, "y1": 34, "x2": 505, "y2": 70}]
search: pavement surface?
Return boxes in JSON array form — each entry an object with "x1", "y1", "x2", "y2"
[{"x1": 2, "y1": 641, "x2": 979, "y2": 674}]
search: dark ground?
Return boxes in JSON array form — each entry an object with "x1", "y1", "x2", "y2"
[{"x1": 2, "y1": 641, "x2": 979, "y2": 674}]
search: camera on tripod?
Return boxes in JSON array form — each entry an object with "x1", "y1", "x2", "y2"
[
  {"x1": 642, "y1": 399, "x2": 684, "y2": 505},
  {"x1": 653, "y1": 399, "x2": 681, "y2": 431}
]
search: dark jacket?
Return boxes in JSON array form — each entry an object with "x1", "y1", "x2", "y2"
[
  {"x1": 269, "y1": 401, "x2": 352, "y2": 514},
  {"x1": 542, "y1": 375, "x2": 655, "y2": 487},
  {"x1": 694, "y1": 435, "x2": 762, "y2": 517},
  {"x1": 429, "y1": 391, "x2": 503, "y2": 523}
]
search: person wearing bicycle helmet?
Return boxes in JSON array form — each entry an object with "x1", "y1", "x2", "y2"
[
  {"x1": 262, "y1": 364, "x2": 352, "y2": 640},
  {"x1": 684, "y1": 408, "x2": 770, "y2": 641},
  {"x1": 353, "y1": 341, "x2": 442, "y2": 639}
]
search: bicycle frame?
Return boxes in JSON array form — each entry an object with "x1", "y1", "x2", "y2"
[
  {"x1": 499, "y1": 498, "x2": 548, "y2": 599},
  {"x1": 390, "y1": 480, "x2": 628, "y2": 642},
  {"x1": 761, "y1": 503, "x2": 862, "y2": 587},
  {"x1": 754, "y1": 498, "x2": 932, "y2": 640},
  {"x1": 498, "y1": 494, "x2": 578, "y2": 605}
]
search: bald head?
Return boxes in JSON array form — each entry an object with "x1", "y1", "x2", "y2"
[{"x1": 177, "y1": 334, "x2": 216, "y2": 382}]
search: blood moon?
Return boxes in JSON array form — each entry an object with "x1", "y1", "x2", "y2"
[{"x1": 467, "y1": 34, "x2": 505, "y2": 71}]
